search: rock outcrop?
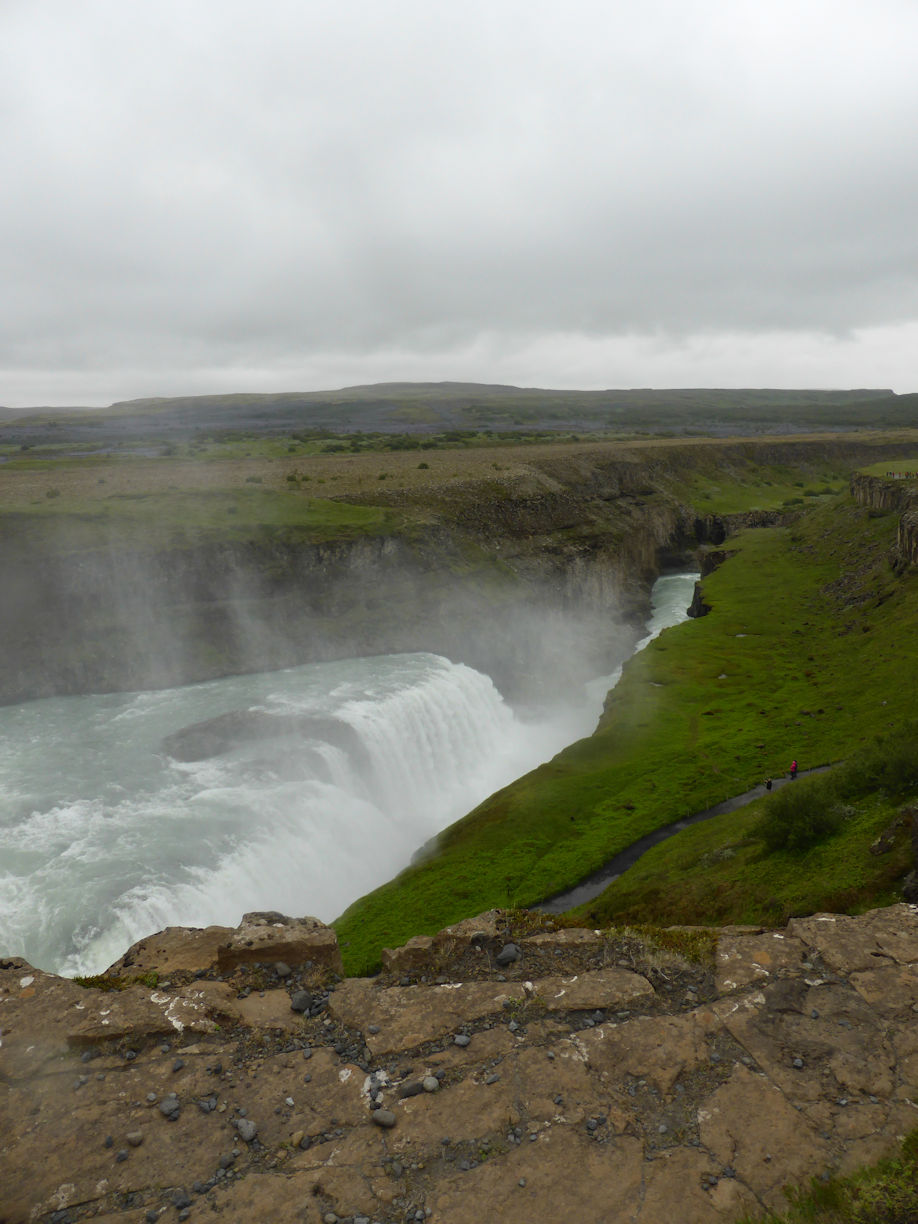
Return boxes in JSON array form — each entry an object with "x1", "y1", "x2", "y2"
[
  {"x1": 850, "y1": 472, "x2": 918, "y2": 569},
  {"x1": 3, "y1": 904, "x2": 918, "y2": 1223}
]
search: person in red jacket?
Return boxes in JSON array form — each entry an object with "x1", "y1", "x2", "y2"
[{"x1": 790, "y1": 759, "x2": 798, "y2": 779}]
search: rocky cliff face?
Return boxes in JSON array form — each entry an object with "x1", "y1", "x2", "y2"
[
  {"x1": 850, "y1": 473, "x2": 918, "y2": 570},
  {"x1": 0, "y1": 464, "x2": 696, "y2": 706},
  {"x1": 3, "y1": 904, "x2": 918, "y2": 1224}
]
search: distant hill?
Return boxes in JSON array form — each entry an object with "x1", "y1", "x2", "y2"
[{"x1": 0, "y1": 382, "x2": 910, "y2": 446}]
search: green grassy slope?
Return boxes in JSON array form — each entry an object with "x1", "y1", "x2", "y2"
[{"x1": 334, "y1": 486, "x2": 918, "y2": 974}]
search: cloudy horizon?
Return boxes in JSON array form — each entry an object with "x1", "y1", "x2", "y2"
[{"x1": 3, "y1": 0, "x2": 918, "y2": 408}]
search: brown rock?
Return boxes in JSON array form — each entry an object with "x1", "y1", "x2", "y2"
[
  {"x1": 216, "y1": 911, "x2": 343, "y2": 974},
  {"x1": 327, "y1": 977, "x2": 528, "y2": 1053},
  {"x1": 716, "y1": 930, "x2": 807, "y2": 993},
  {"x1": 380, "y1": 934, "x2": 435, "y2": 974},
  {"x1": 105, "y1": 924, "x2": 233, "y2": 977},
  {"x1": 788, "y1": 904, "x2": 918, "y2": 972},
  {"x1": 536, "y1": 967, "x2": 653, "y2": 1010},
  {"x1": 6, "y1": 905, "x2": 918, "y2": 1224}
]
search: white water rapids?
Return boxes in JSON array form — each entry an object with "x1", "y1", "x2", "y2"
[{"x1": 0, "y1": 573, "x2": 697, "y2": 976}]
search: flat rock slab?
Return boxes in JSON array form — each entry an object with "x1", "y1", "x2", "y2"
[
  {"x1": 788, "y1": 904, "x2": 918, "y2": 973},
  {"x1": 328, "y1": 978, "x2": 528, "y2": 1053},
  {"x1": 716, "y1": 930, "x2": 808, "y2": 993},
  {"x1": 7, "y1": 905, "x2": 918, "y2": 1224},
  {"x1": 536, "y1": 967, "x2": 653, "y2": 1009}
]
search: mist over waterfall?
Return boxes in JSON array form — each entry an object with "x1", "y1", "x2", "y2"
[{"x1": 0, "y1": 574, "x2": 697, "y2": 977}]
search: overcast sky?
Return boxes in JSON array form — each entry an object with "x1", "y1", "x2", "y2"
[{"x1": 3, "y1": 0, "x2": 918, "y2": 407}]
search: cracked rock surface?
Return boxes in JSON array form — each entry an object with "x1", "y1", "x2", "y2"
[{"x1": 3, "y1": 904, "x2": 918, "y2": 1223}]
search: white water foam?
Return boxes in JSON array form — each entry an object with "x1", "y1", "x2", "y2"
[{"x1": 0, "y1": 573, "x2": 698, "y2": 976}]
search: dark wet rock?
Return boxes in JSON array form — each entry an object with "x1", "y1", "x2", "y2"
[{"x1": 288, "y1": 987, "x2": 312, "y2": 1013}]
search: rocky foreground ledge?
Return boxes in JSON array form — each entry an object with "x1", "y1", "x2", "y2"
[{"x1": 3, "y1": 906, "x2": 918, "y2": 1224}]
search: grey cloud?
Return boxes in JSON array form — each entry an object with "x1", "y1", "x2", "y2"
[{"x1": 2, "y1": 0, "x2": 918, "y2": 404}]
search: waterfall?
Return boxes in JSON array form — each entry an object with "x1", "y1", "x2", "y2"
[{"x1": 0, "y1": 573, "x2": 699, "y2": 977}]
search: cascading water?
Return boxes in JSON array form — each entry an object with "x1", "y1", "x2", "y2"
[{"x1": 0, "y1": 572, "x2": 697, "y2": 977}]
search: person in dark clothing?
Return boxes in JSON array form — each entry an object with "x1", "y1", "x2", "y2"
[{"x1": 765, "y1": 777, "x2": 773, "y2": 791}]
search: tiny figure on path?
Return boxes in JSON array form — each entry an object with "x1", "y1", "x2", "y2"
[
  {"x1": 790, "y1": 759, "x2": 798, "y2": 780},
  {"x1": 765, "y1": 777, "x2": 773, "y2": 792}
]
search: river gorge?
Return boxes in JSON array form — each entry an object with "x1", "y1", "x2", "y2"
[{"x1": 0, "y1": 574, "x2": 696, "y2": 978}]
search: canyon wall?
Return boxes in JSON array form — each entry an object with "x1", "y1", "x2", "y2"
[
  {"x1": 850, "y1": 472, "x2": 918, "y2": 568},
  {"x1": 1, "y1": 437, "x2": 910, "y2": 706}
]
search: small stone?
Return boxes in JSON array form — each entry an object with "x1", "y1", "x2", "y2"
[
  {"x1": 172, "y1": 1058, "x2": 184, "y2": 1072},
  {"x1": 422, "y1": 1076, "x2": 439, "y2": 1093},
  {"x1": 146, "y1": 1212, "x2": 159, "y2": 1223},
  {"x1": 793, "y1": 1057, "x2": 804, "y2": 1069},
  {"x1": 235, "y1": 1118, "x2": 258, "y2": 1143},
  {"x1": 496, "y1": 943, "x2": 522, "y2": 966},
  {"x1": 147, "y1": 1092, "x2": 158, "y2": 1103},
  {"x1": 519, "y1": 1178, "x2": 526, "y2": 1187},
  {"x1": 454, "y1": 1034, "x2": 471, "y2": 1047},
  {"x1": 126, "y1": 1131, "x2": 143, "y2": 1147},
  {"x1": 368, "y1": 1024, "x2": 381, "y2": 1034},
  {"x1": 290, "y1": 990, "x2": 312, "y2": 1013},
  {"x1": 324, "y1": 1214, "x2": 338, "y2": 1224},
  {"x1": 372, "y1": 1110, "x2": 397, "y2": 1128},
  {"x1": 171, "y1": 1189, "x2": 192, "y2": 1209},
  {"x1": 275, "y1": 961, "x2": 292, "y2": 977},
  {"x1": 115, "y1": 1149, "x2": 128, "y2": 1162},
  {"x1": 485, "y1": 1073, "x2": 500, "y2": 1085},
  {"x1": 158, "y1": 1094, "x2": 180, "y2": 1120}
]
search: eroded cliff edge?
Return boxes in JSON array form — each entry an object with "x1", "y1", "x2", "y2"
[
  {"x1": 3, "y1": 904, "x2": 918, "y2": 1224},
  {"x1": 850, "y1": 471, "x2": 918, "y2": 569},
  {"x1": 1, "y1": 435, "x2": 909, "y2": 705}
]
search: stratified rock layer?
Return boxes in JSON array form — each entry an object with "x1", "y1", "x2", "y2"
[{"x1": 3, "y1": 905, "x2": 918, "y2": 1223}]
